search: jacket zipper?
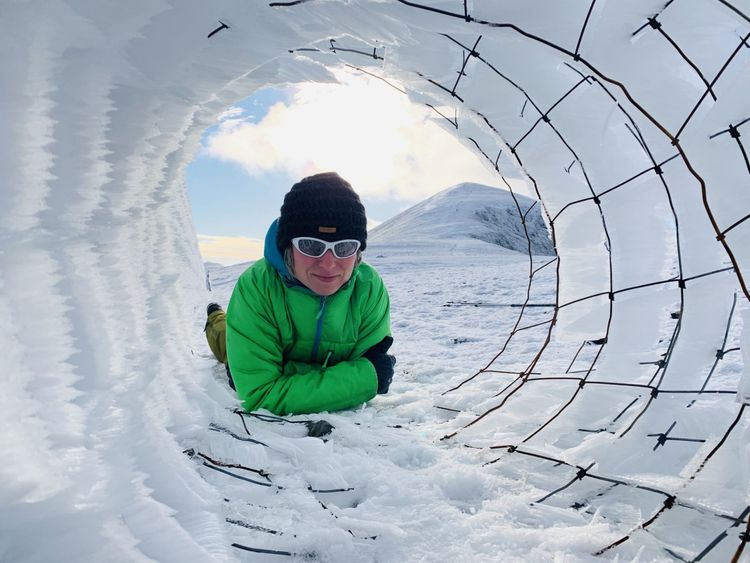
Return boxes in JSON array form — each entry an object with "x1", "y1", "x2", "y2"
[{"x1": 310, "y1": 296, "x2": 327, "y2": 364}]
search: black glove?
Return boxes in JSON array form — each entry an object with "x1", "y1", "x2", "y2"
[
  {"x1": 305, "y1": 420, "x2": 334, "y2": 438},
  {"x1": 363, "y1": 336, "x2": 396, "y2": 394}
]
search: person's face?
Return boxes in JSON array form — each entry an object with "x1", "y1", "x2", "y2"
[{"x1": 291, "y1": 247, "x2": 357, "y2": 296}]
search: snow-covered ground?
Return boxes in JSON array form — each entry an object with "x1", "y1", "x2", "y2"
[
  {"x1": 194, "y1": 239, "x2": 598, "y2": 562},
  {"x1": 194, "y1": 235, "x2": 746, "y2": 562},
  {"x1": 189, "y1": 191, "x2": 747, "y2": 562}
]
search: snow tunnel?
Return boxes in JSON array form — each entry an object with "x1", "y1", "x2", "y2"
[{"x1": 2, "y1": 1, "x2": 749, "y2": 561}]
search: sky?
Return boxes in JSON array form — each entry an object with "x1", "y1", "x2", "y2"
[{"x1": 187, "y1": 68, "x2": 505, "y2": 265}]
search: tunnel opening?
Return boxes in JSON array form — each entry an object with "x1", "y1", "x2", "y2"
[{"x1": 185, "y1": 70, "x2": 512, "y2": 268}]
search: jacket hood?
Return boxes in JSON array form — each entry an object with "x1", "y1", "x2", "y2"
[{"x1": 264, "y1": 218, "x2": 292, "y2": 280}]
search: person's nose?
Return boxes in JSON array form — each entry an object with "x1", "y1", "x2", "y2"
[{"x1": 318, "y1": 249, "x2": 337, "y2": 268}]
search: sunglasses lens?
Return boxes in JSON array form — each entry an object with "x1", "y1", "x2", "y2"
[
  {"x1": 295, "y1": 238, "x2": 327, "y2": 257},
  {"x1": 333, "y1": 240, "x2": 359, "y2": 258}
]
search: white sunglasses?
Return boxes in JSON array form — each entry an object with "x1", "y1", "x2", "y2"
[{"x1": 291, "y1": 237, "x2": 361, "y2": 259}]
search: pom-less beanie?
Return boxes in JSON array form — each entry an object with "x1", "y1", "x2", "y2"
[{"x1": 276, "y1": 172, "x2": 368, "y2": 252}]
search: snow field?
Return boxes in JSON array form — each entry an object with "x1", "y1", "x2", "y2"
[
  {"x1": 192, "y1": 239, "x2": 730, "y2": 561},
  {"x1": 188, "y1": 229, "x2": 748, "y2": 561}
]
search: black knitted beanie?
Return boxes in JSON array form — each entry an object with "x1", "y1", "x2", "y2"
[{"x1": 276, "y1": 172, "x2": 368, "y2": 252}]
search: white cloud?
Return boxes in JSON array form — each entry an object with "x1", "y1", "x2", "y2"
[
  {"x1": 198, "y1": 234, "x2": 264, "y2": 265},
  {"x1": 204, "y1": 68, "x2": 503, "y2": 203}
]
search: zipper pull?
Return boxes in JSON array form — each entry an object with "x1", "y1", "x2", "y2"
[{"x1": 322, "y1": 350, "x2": 332, "y2": 369}]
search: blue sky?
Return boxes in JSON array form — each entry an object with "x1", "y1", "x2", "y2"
[
  {"x1": 187, "y1": 70, "x2": 506, "y2": 265},
  {"x1": 187, "y1": 88, "x2": 291, "y2": 238}
]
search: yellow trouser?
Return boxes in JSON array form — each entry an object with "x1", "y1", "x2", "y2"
[{"x1": 204, "y1": 309, "x2": 227, "y2": 364}]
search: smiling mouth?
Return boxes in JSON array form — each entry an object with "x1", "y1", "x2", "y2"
[{"x1": 313, "y1": 274, "x2": 339, "y2": 282}]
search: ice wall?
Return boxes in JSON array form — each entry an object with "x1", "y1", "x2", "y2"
[{"x1": 1, "y1": 1, "x2": 749, "y2": 561}]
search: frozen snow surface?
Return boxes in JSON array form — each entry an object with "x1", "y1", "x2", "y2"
[{"x1": 2, "y1": 1, "x2": 750, "y2": 561}]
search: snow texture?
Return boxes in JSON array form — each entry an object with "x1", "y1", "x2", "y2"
[{"x1": 1, "y1": 1, "x2": 750, "y2": 562}]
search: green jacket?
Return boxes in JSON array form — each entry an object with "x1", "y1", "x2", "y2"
[{"x1": 226, "y1": 224, "x2": 391, "y2": 415}]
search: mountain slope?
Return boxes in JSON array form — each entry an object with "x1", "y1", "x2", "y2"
[{"x1": 369, "y1": 183, "x2": 554, "y2": 255}]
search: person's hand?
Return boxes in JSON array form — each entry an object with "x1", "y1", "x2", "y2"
[{"x1": 363, "y1": 336, "x2": 396, "y2": 394}]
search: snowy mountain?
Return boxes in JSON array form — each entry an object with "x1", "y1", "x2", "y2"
[{"x1": 369, "y1": 183, "x2": 554, "y2": 255}]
